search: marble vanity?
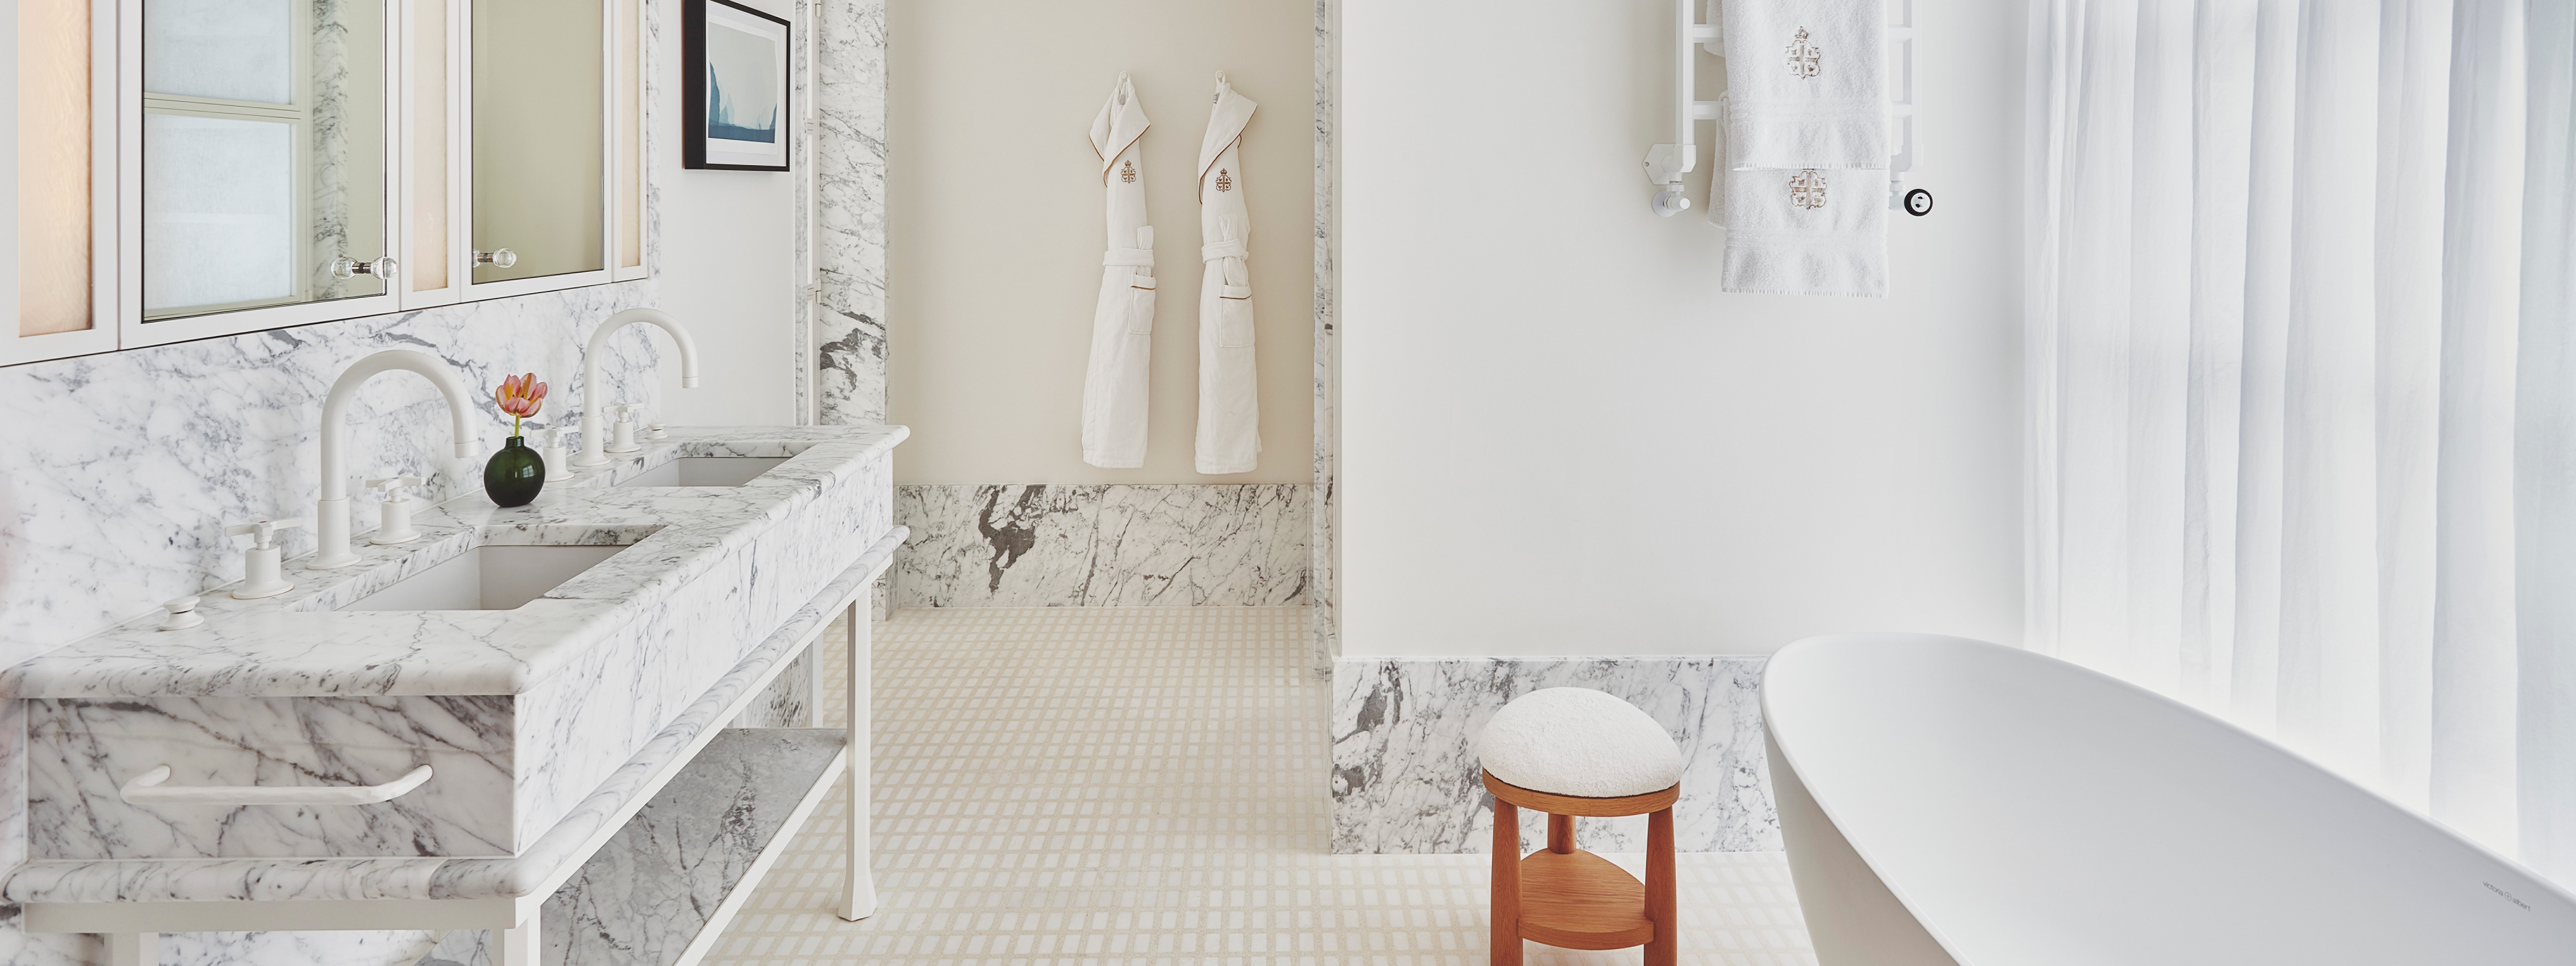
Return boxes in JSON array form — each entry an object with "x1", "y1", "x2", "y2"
[{"x1": 1, "y1": 425, "x2": 905, "y2": 964}]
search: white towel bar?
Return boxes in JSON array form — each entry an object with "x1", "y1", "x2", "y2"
[
  {"x1": 1645, "y1": 0, "x2": 1930, "y2": 216},
  {"x1": 119, "y1": 764, "x2": 435, "y2": 807}
]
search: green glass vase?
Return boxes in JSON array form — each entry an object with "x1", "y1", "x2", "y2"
[{"x1": 483, "y1": 436, "x2": 546, "y2": 507}]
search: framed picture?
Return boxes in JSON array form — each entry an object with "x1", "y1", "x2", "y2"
[{"x1": 683, "y1": 0, "x2": 790, "y2": 171}]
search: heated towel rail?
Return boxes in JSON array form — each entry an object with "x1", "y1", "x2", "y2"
[{"x1": 1644, "y1": 0, "x2": 1928, "y2": 217}]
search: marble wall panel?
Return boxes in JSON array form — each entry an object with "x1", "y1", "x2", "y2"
[
  {"x1": 893, "y1": 484, "x2": 1311, "y2": 608},
  {"x1": 1310, "y1": 0, "x2": 1340, "y2": 678},
  {"x1": 812, "y1": 0, "x2": 888, "y2": 426},
  {"x1": 1331, "y1": 657, "x2": 1780, "y2": 855}
]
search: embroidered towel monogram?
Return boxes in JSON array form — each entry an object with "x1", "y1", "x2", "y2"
[
  {"x1": 1718, "y1": 0, "x2": 1887, "y2": 170},
  {"x1": 1786, "y1": 26, "x2": 1821, "y2": 78}
]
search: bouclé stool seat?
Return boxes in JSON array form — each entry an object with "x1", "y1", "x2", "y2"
[
  {"x1": 1478, "y1": 688, "x2": 1682, "y2": 966},
  {"x1": 1477, "y1": 687, "x2": 1685, "y2": 798}
]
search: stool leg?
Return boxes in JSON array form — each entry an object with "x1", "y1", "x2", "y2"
[
  {"x1": 1492, "y1": 798, "x2": 1522, "y2": 966},
  {"x1": 1547, "y1": 813, "x2": 1574, "y2": 854},
  {"x1": 1645, "y1": 806, "x2": 1676, "y2": 966}
]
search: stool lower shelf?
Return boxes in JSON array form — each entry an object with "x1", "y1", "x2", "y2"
[{"x1": 1517, "y1": 849, "x2": 1654, "y2": 950}]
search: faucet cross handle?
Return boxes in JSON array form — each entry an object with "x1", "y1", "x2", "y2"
[
  {"x1": 606, "y1": 403, "x2": 644, "y2": 454},
  {"x1": 225, "y1": 518, "x2": 310, "y2": 599},
  {"x1": 365, "y1": 477, "x2": 429, "y2": 546},
  {"x1": 225, "y1": 517, "x2": 311, "y2": 550}
]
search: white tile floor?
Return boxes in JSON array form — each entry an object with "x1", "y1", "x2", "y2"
[{"x1": 703, "y1": 607, "x2": 1818, "y2": 966}]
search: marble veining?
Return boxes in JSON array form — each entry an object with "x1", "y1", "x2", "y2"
[
  {"x1": 309, "y1": 0, "x2": 356, "y2": 300},
  {"x1": 813, "y1": 0, "x2": 887, "y2": 426},
  {"x1": 9, "y1": 427, "x2": 897, "y2": 867},
  {"x1": 894, "y1": 484, "x2": 1310, "y2": 608},
  {"x1": 732, "y1": 647, "x2": 816, "y2": 729},
  {"x1": 542, "y1": 728, "x2": 844, "y2": 965},
  {"x1": 26, "y1": 694, "x2": 517, "y2": 860},
  {"x1": 0, "y1": 285, "x2": 676, "y2": 963},
  {"x1": 1331, "y1": 657, "x2": 1780, "y2": 855},
  {"x1": 4, "y1": 428, "x2": 902, "y2": 700},
  {"x1": 1310, "y1": 0, "x2": 1340, "y2": 678},
  {"x1": 0, "y1": 0, "x2": 709, "y2": 955},
  {"x1": 0, "y1": 288, "x2": 669, "y2": 673},
  {"x1": 1, "y1": 532, "x2": 896, "y2": 906}
]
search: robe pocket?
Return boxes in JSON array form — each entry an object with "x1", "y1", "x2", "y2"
[
  {"x1": 1126, "y1": 275, "x2": 1157, "y2": 335},
  {"x1": 1214, "y1": 285, "x2": 1255, "y2": 347}
]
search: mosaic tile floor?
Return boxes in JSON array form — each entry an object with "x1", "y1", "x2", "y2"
[{"x1": 702, "y1": 607, "x2": 1818, "y2": 966}]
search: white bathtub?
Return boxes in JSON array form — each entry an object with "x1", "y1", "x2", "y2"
[{"x1": 1760, "y1": 632, "x2": 2576, "y2": 965}]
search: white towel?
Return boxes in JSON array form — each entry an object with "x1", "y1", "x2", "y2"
[
  {"x1": 1719, "y1": 0, "x2": 1888, "y2": 170},
  {"x1": 1710, "y1": 97, "x2": 1886, "y2": 297}
]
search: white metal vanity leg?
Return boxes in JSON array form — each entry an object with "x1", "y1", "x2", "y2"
[
  {"x1": 838, "y1": 600, "x2": 878, "y2": 921},
  {"x1": 104, "y1": 932, "x2": 157, "y2": 966},
  {"x1": 497, "y1": 913, "x2": 541, "y2": 966}
]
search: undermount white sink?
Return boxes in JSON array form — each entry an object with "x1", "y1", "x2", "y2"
[
  {"x1": 342, "y1": 545, "x2": 632, "y2": 611},
  {"x1": 615, "y1": 457, "x2": 787, "y2": 488}
]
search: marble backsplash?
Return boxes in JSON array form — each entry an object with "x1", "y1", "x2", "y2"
[
  {"x1": 1331, "y1": 657, "x2": 1781, "y2": 855},
  {"x1": 0, "y1": 284, "x2": 669, "y2": 965},
  {"x1": 892, "y1": 484, "x2": 1311, "y2": 608}
]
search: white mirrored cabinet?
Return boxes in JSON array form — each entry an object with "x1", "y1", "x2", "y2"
[
  {"x1": 464, "y1": 0, "x2": 605, "y2": 295},
  {"x1": 2, "y1": 0, "x2": 645, "y2": 363},
  {"x1": 131, "y1": 0, "x2": 397, "y2": 345}
]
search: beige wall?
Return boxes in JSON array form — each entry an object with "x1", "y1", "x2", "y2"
[{"x1": 886, "y1": 0, "x2": 1312, "y2": 484}]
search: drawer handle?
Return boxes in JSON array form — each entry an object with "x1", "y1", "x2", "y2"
[{"x1": 118, "y1": 765, "x2": 434, "y2": 807}]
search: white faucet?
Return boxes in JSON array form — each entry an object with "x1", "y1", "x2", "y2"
[
  {"x1": 311, "y1": 350, "x2": 479, "y2": 569},
  {"x1": 574, "y1": 308, "x2": 700, "y2": 468}
]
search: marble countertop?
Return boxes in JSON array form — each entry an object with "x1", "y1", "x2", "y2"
[
  {"x1": 2, "y1": 425, "x2": 906, "y2": 700},
  {"x1": 1, "y1": 532, "x2": 901, "y2": 906}
]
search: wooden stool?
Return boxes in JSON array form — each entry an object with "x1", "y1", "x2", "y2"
[
  {"x1": 1475, "y1": 687, "x2": 1683, "y2": 966},
  {"x1": 1487, "y1": 771, "x2": 1678, "y2": 966}
]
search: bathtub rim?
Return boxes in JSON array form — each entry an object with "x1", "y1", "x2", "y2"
[{"x1": 1758, "y1": 631, "x2": 2576, "y2": 965}]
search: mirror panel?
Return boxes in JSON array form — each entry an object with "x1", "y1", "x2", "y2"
[
  {"x1": 614, "y1": 0, "x2": 640, "y2": 271},
  {"x1": 139, "y1": 0, "x2": 388, "y2": 321},
  {"x1": 471, "y1": 0, "x2": 602, "y2": 283},
  {"x1": 411, "y1": 0, "x2": 448, "y2": 292},
  {"x1": 17, "y1": 0, "x2": 97, "y2": 337}
]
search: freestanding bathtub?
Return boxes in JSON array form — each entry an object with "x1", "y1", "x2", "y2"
[{"x1": 1761, "y1": 632, "x2": 2576, "y2": 965}]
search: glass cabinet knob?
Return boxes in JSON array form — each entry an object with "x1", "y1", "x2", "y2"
[
  {"x1": 473, "y1": 248, "x2": 519, "y2": 269},
  {"x1": 331, "y1": 256, "x2": 399, "y2": 279}
]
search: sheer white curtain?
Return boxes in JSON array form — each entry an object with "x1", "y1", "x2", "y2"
[{"x1": 2024, "y1": 0, "x2": 2576, "y2": 883}]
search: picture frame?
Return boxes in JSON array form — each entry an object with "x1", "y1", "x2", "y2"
[{"x1": 682, "y1": 0, "x2": 791, "y2": 171}]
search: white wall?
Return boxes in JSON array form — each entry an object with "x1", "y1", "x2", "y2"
[
  {"x1": 651, "y1": 0, "x2": 797, "y2": 425},
  {"x1": 1340, "y1": 0, "x2": 2025, "y2": 658},
  {"x1": 884, "y1": 0, "x2": 1313, "y2": 484}
]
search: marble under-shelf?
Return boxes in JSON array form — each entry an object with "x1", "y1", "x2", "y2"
[
  {"x1": 7, "y1": 426, "x2": 902, "y2": 863},
  {"x1": 541, "y1": 727, "x2": 845, "y2": 965}
]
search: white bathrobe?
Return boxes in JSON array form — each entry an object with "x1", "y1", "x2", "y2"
[
  {"x1": 1083, "y1": 74, "x2": 1154, "y2": 468},
  {"x1": 1193, "y1": 75, "x2": 1259, "y2": 474}
]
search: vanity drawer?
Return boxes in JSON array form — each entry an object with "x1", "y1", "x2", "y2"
[{"x1": 26, "y1": 696, "x2": 517, "y2": 860}]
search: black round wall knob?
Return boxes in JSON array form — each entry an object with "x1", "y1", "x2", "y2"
[{"x1": 1904, "y1": 188, "x2": 1935, "y2": 216}]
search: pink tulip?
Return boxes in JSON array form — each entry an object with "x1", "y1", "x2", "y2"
[{"x1": 494, "y1": 372, "x2": 547, "y2": 436}]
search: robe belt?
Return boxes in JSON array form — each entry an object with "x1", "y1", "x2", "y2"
[
  {"x1": 1102, "y1": 248, "x2": 1155, "y2": 268},
  {"x1": 1200, "y1": 240, "x2": 1249, "y2": 262}
]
